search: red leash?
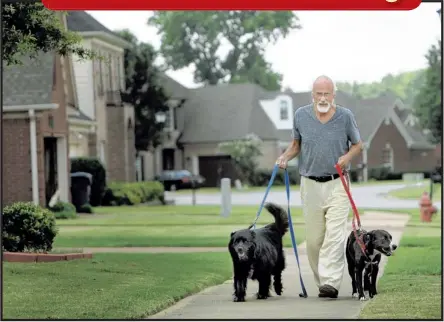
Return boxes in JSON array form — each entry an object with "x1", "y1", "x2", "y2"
[{"x1": 334, "y1": 164, "x2": 367, "y2": 256}]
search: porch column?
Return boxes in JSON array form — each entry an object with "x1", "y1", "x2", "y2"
[{"x1": 28, "y1": 109, "x2": 39, "y2": 205}]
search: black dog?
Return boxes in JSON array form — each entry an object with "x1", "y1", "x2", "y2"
[
  {"x1": 346, "y1": 229, "x2": 398, "y2": 301},
  {"x1": 228, "y1": 202, "x2": 288, "y2": 302}
]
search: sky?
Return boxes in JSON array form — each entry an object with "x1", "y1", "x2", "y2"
[{"x1": 87, "y1": 4, "x2": 442, "y2": 92}]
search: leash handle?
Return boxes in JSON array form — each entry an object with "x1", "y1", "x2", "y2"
[
  {"x1": 251, "y1": 164, "x2": 279, "y2": 229},
  {"x1": 284, "y1": 169, "x2": 308, "y2": 298}
]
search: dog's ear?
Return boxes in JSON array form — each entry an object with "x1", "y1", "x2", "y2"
[{"x1": 230, "y1": 231, "x2": 235, "y2": 237}]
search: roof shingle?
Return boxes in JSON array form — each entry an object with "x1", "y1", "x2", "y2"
[{"x1": 3, "y1": 52, "x2": 55, "y2": 107}]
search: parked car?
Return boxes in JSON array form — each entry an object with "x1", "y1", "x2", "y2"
[
  {"x1": 431, "y1": 166, "x2": 442, "y2": 184},
  {"x1": 155, "y1": 170, "x2": 206, "y2": 191}
]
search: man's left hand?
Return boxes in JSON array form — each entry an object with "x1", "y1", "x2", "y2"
[{"x1": 337, "y1": 154, "x2": 351, "y2": 169}]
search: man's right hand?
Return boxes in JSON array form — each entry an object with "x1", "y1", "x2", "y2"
[{"x1": 276, "y1": 155, "x2": 288, "y2": 169}]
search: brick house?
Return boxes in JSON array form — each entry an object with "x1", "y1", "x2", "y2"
[
  {"x1": 66, "y1": 11, "x2": 136, "y2": 182},
  {"x1": 350, "y1": 93, "x2": 438, "y2": 179},
  {"x1": 3, "y1": 52, "x2": 74, "y2": 206}
]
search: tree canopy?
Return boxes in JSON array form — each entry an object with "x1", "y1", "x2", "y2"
[
  {"x1": 2, "y1": 3, "x2": 95, "y2": 65},
  {"x1": 336, "y1": 70, "x2": 426, "y2": 105},
  {"x1": 116, "y1": 29, "x2": 176, "y2": 152},
  {"x1": 413, "y1": 40, "x2": 442, "y2": 143},
  {"x1": 148, "y1": 11, "x2": 301, "y2": 91}
]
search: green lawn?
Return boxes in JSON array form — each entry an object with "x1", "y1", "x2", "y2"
[
  {"x1": 388, "y1": 182, "x2": 441, "y2": 201},
  {"x1": 3, "y1": 252, "x2": 232, "y2": 319},
  {"x1": 53, "y1": 205, "x2": 306, "y2": 248},
  {"x1": 359, "y1": 209, "x2": 442, "y2": 319}
]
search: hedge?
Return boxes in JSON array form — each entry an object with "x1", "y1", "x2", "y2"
[
  {"x1": 101, "y1": 181, "x2": 164, "y2": 206},
  {"x1": 48, "y1": 201, "x2": 77, "y2": 219}
]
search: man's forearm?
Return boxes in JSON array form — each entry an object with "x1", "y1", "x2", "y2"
[
  {"x1": 282, "y1": 141, "x2": 300, "y2": 161},
  {"x1": 346, "y1": 141, "x2": 363, "y2": 161}
]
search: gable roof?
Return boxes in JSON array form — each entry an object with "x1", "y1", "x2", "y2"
[
  {"x1": 158, "y1": 72, "x2": 190, "y2": 100},
  {"x1": 66, "y1": 11, "x2": 130, "y2": 48},
  {"x1": 3, "y1": 52, "x2": 55, "y2": 108},
  {"x1": 179, "y1": 83, "x2": 278, "y2": 144},
  {"x1": 392, "y1": 105, "x2": 435, "y2": 149}
]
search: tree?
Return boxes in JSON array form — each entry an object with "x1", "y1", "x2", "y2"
[
  {"x1": 218, "y1": 133, "x2": 263, "y2": 184},
  {"x1": 413, "y1": 40, "x2": 442, "y2": 143},
  {"x1": 148, "y1": 11, "x2": 301, "y2": 90},
  {"x1": 116, "y1": 29, "x2": 179, "y2": 152},
  {"x1": 336, "y1": 70, "x2": 425, "y2": 105},
  {"x1": 2, "y1": 3, "x2": 95, "y2": 65}
]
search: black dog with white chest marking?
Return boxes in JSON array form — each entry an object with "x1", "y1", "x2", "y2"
[
  {"x1": 346, "y1": 229, "x2": 398, "y2": 301},
  {"x1": 228, "y1": 202, "x2": 288, "y2": 302}
]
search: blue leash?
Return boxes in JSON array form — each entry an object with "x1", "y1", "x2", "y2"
[{"x1": 250, "y1": 164, "x2": 308, "y2": 298}]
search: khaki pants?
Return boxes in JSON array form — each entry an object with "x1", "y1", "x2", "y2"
[{"x1": 300, "y1": 176, "x2": 350, "y2": 291}]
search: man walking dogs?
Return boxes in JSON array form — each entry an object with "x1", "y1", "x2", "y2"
[{"x1": 277, "y1": 76, "x2": 363, "y2": 298}]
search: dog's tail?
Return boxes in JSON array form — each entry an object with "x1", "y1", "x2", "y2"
[{"x1": 264, "y1": 202, "x2": 289, "y2": 236}]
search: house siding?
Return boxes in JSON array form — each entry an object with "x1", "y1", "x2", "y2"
[
  {"x1": 106, "y1": 105, "x2": 136, "y2": 182},
  {"x1": 2, "y1": 118, "x2": 33, "y2": 205},
  {"x1": 365, "y1": 119, "x2": 436, "y2": 173},
  {"x1": 72, "y1": 39, "x2": 95, "y2": 120}
]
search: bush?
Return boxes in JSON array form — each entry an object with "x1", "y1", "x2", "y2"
[
  {"x1": 48, "y1": 201, "x2": 77, "y2": 219},
  {"x1": 2, "y1": 202, "x2": 58, "y2": 252},
  {"x1": 368, "y1": 166, "x2": 402, "y2": 181},
  {"x1": 250, "y1": 167, "x2": 300, "y2": 187},
  {"x1": 101, "y1": 181, "x2": 164, "y2": 206},
  {"x1": 77, "y1": 203, "x2": 93, "y2": 213},
  {"x1": 70, "y1": 157, "x2": 106, "y2": 206}
]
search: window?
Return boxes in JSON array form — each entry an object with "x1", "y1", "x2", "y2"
[
  {"x1": 108, "y1": 54, "x2": 113, "y2": 91},
  {"x1": 280, "y1": 100, "x2": 289, "y2": 120},
  {"x1": 117, "y1": 56, "x2": 124, "y2": 90},
  {"x1": 382, "y1": 143, "x2": 393, "y2": 171},
  {"x1": 100, "y1": 53, "x2": 107, "y2": 92},
  {"x1": 94, "y1": 57, "x2": 103, "y2": 97},
  {"x1": 164, "y1": 107, "x2": 174, "y2": 131}
]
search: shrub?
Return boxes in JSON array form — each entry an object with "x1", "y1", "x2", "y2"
[
  {"x1": 2, "y1": 202, "x2": 58, "y2": 252},
  {"x1": 48, "y1": 201, "x2": 77, "y2": 219},
  {"x1": 101, "y1": 181, "x2": 164, "y2": 206},
  {"x1": 70, "y1": 157, "x2": 106, "y2": 206},
  {"x1": 368, "y1": 166, "x2": 402, "y2": 181},
  {"x1": 250, "y1": 167, "x2": 300, "y2": 187},
  {"x1": 77, "y1": 203, "x2": 93, "y2": 214}
]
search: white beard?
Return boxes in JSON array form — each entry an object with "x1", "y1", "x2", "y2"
[{"x1": 316, "y1": 102, "x2": 331, "y2": 113}]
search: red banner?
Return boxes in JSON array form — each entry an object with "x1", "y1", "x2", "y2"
[{"x1": 43, "y1": 0, "x2": 421, "y2": 11}]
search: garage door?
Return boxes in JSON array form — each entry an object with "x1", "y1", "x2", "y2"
[{"x1": 198, "y1": 155, "x2": 238, "y2": 187}]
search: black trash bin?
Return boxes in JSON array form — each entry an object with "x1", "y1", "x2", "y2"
[{"x1": 70, "y1": 172, "x2": 93, "y2": 212}]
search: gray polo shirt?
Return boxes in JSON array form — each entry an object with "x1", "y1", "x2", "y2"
[{"x1": 292, "y1": 104, "x2": 361, "y2": 177}]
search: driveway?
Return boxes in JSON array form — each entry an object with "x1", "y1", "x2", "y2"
[{"x1": 166, "y1": 183, "x2": 441, "y2": 210}]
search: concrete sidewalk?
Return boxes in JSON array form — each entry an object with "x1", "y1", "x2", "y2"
[{"x1": 149, "y1": 212, "x2": 410, "y2": 319}]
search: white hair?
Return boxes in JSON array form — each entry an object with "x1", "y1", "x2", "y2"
[{"x1": 312, "y1": 75, "x2": 337, "y2": 93}]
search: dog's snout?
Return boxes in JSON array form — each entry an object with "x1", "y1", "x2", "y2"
[
  {"x1": 391, "y1": 244, "x2": 397, "y2": 251},
  {"x1": 237, "y1": 247, "x2": 244, "y2": 254}
]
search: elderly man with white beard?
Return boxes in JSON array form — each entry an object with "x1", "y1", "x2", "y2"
[{"x1": 276, "y1": 75, "x2": 363, "y2": 298}]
